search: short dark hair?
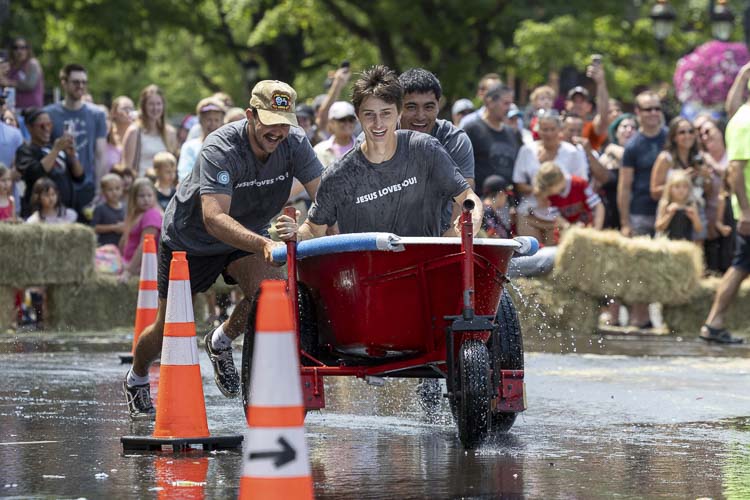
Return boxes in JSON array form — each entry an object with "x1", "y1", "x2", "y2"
[
  {"x1": 59, "y1": 63, "x2": 86, "y2": 80},
  {"x1": 398, "y1": 68, "x2": 442, "y2": 100},
  {"x1": 352, "y1": 65, "x2": 403, "y2": 115}
]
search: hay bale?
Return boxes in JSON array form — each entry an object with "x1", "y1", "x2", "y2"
[
  {"x1": 553, "y1": 227, "x2": 702, "y2": 306},
  {"x1": 663, "y1": 278, "x2": 750, "y2": 336},
  {"x1": 0, "y1": 223, "x2": 95, "y2": 287},
  {"x1": 47, "y1": 274, "x2": 138, "y2": 331},
  {"x1": 0, "y1": 286, "x2": 15, "y2": 332},
  {"x1": 508, "y1": 276, "x2": 599, "y2": 337}
]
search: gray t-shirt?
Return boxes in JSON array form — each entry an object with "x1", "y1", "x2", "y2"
[
  {"x1": 432, "y1": 119, "x2": 475, "y2": 232},
  {"x1": 45, "y1": 102, "x2": 107, "y2": 182},
  {"x1": 308, "y1": 130, "x2": 469, "y2": 236},
  {"x1": 163, "y1": 120, "x2": 322, "y2": 256},
  {"x1": 91, "y1": 202, "x2": 125, "y2": 247},
  {"x1": 462, "y1": 118, "x2": 520, "y2": 192}
]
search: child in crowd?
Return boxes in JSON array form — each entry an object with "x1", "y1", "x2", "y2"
[
  {"x1": 111, "y1": 164, "x2": 136, "y2": 212},
  {"x1": 25, "y1": 178, "x2": 77, "y2": 224},
  {"x1": 119, "y1": 178, "x2": 162, "y2": 282},
  {"x1": 23, "y1": 178, "x2": 76, "y2": 328},
  {"x1": 91, "y1": 173, "x2": 125, "y2": 247},
  {"x1": 153, "y1": 151, "x2": 177, "y2": 210},
  {"x1": 0, "y1": 164, "x2": 17, "y2": 222},
  {"x1": 654, "y1": 169, "x2": 703, "y2": 241},
  {"x1": 533, "y1": 161, "x2": 604, "y2": 234},
  {"x1": 528, "y1": 85, "x2": 556, "y2": 140},
  {"x1": 481, "y1": 174, "x2": 512, "y2": 238}
]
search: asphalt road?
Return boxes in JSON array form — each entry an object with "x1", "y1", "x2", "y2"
[{"x1": 0, "y1": 331, "x2": 749, "y2": 499}]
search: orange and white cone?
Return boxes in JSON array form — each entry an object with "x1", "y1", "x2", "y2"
[
  {"x1": 153, "y1": 250, "x2": 209, "y2": 439},
  {"x1": 121, "y1": 251, "x2": 242, "y2": 452},
  {"x1": 120, "y1": 233, "x2": 158, "y2": 364},
  {"x1": 132, "y1": 233, "x2": 158, "y2": 352},
  {"x1": 239, "y1": 279, "x2": 313, "y2": 500}
]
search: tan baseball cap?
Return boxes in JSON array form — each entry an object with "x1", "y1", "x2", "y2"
[{"x1": 249, "y1": 80, "x2": 299, "y2": 127}]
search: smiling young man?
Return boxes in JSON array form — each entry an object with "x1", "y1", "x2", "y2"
[
  {"x1": 299, "y1": 65, "x2": 481, "y2": 240},
  {"x1": 123, "y1": 80, "x2": 323, "y2": 420},
  {"x1": 398, "y1": 68, "x2": 475, "y2": 233}
]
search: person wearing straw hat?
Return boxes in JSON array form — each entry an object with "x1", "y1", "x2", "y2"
[{"x1": 123, "y1": 80, "x2": 323, "y2": 420}]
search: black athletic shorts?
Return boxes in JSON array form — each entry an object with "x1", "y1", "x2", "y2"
[
  {"x1": 157, "y1": 241, "x2": 251, "y2": 299},
  {"x1": 731, "y1": 231, "x2": 750, "y2": 273}
]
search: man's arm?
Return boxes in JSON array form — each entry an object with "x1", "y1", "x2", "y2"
[
  {"x1": 592, "y1": 202, "x2": 605, "y2": 230},
  {"x1": 316, "y1": 67, "x2": 351, "y2": 134},
  {"x1": 730, "y1": 160, "x2": 750, "y2": 235},
  {"x1": 202, "y1": 193, "x2": 288, "y2": 263},
  {"x1": 588, "y1": 63, "x2": 610, "y2": 136},
  {"x1": 302, "y1": 177, "x2": 320, "y2": 201},
  {"x1": 617, "y1": 166, "x2": 634, "y2": 236},
  {"x1": 298, "y1": 219, "x2": 328, "y2": 241},
  {"x1": 726, "y1": 63, "x2": 750, "y2": 119}
]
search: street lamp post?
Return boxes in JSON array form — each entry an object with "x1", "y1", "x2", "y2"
[
  {"x1": 710, "y1": 0, "x2": 736, "y2": 41},
  {"x1": 650, "y1": 0, "x2": 677, "y2": 53}
]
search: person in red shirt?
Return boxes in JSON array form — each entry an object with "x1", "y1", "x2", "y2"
[{"x1": 533, "y1": 161, "x2": 604, "y2": 230}]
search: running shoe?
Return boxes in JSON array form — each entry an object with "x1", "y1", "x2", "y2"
[
  {"x1": 204, "y1": 330, "x2": 240, "y2": 398},
  {"x1": 122, "y1": 380, "x2": 155, "y2": 421}
]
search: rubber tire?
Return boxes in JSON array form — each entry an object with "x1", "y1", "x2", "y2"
[
  {"x1": 489, "y1": 288, "x2": 523, "y2": 432},
  {"x1": 455, "y1": 339, "x2": 491, "y2": 449},
  {"x1": 241, "y1": 284, "x2": 318, "y2": 418}
]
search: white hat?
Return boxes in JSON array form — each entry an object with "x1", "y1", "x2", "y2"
[
  {"x1": 328, "y1": 101, "x2": 356, "y2": 120},
  {"x1": 452, "y1": 98, "x2": 475, "y2": 116}
]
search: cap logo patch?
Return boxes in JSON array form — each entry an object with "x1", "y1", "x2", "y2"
[{"x1": 272, "y1": 92, "x2": 291, "y2": 111}]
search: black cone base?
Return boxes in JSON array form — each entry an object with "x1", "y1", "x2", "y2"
[
  {"x1": 121, "y1": 434, "x2": 243, "y2": 452},
  {"x1": 118, "y1": 353, "x2": 134, "y2": 364}
]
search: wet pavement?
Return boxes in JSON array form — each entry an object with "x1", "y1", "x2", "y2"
[{"x1": 1, "y1": 330, "x2": 749, "y2": 499}]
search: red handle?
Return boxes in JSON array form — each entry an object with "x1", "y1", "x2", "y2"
[{"x1": 283, "y1": 206, "x2": 300, "y2": 336}]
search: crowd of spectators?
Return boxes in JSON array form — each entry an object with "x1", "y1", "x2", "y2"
[{"x1": 1, "y1": 40, "x2": 748, "y2": 339}]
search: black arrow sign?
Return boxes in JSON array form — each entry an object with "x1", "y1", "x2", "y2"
[{"x1": 249, "y1": 437, "x2": 296, "y2": 468}]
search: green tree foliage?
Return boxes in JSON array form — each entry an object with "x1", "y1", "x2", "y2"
[{"x1": 2, "y1": 0, "x2": 732, "y2": 114}]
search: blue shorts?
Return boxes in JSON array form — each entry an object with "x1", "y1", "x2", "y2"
[{"x1": 731, "y1": 231, "x2": 750, "y2": 273}]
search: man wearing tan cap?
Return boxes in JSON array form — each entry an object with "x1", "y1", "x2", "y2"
[{"x1": 123, "y1": 80, "x2": 323, "y2": 419}]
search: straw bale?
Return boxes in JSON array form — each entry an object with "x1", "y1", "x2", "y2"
[
  {"x1": 47, "y1": 274, "x2": 137, "y2": 331},
  {"x1": 0, "y1": 286, "x2": 15, "y2": 332},
  {"x1": 662, "y1": 277, "x2": 750, "y2": 336},
  {"x1": 0, "y1": 223, "x2": 96, "y2": 287},
  {"x1": 553, "y1": 227, "x2": 703, "y2": 306},
  {"x1": 508, "y1": 276, "x2": 599, "y2": 337}
]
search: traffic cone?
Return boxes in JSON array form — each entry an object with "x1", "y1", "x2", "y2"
[
  {"x1": 239, "y1": 279, "x2": 313, "y2": 500},
  {"x1": 155, "y1": 456, "x2": 208, "y2": 500},
  {"x1": 119, "y1": 233, "x2": 158, "y2": 364},
  {"x1": 121, "y1": 251, "x2": 242, "y2": 452}
]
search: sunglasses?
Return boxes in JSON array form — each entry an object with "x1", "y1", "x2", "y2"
[
  {"x1": 13, "y1": 45, "x2": 28, "y2": 50},
  {"x1": 68, "y1": 79, "x2": 88, "y2": 86},
  {"x1": 638, "y1": 106, "x2": 662, "y2": 113},
  {"x1": 677, "y1": 128, "x2": 694, "y2": 135},
  {"x1": 334, "y1": 116, "x2": 356, "y2": 123}
]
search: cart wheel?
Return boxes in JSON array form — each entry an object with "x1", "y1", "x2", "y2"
[
  {"x1": 454, "y1": 339, "x2": 491, "y2": 449},
  {"x1": 488, "y1": 288, "x2": 524, "y2": 432},
  {"x1": 241, "y1": 284, "x2": 319, "y2": 418}
]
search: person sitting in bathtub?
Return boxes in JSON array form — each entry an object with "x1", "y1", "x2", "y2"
[{"x1": 298, "y1": 65, "x2": 481, "y2": 240}]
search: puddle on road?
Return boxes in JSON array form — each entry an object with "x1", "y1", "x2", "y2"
[{"x1": 0, "y1": 336, "x2": 748, "y2": 498}]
